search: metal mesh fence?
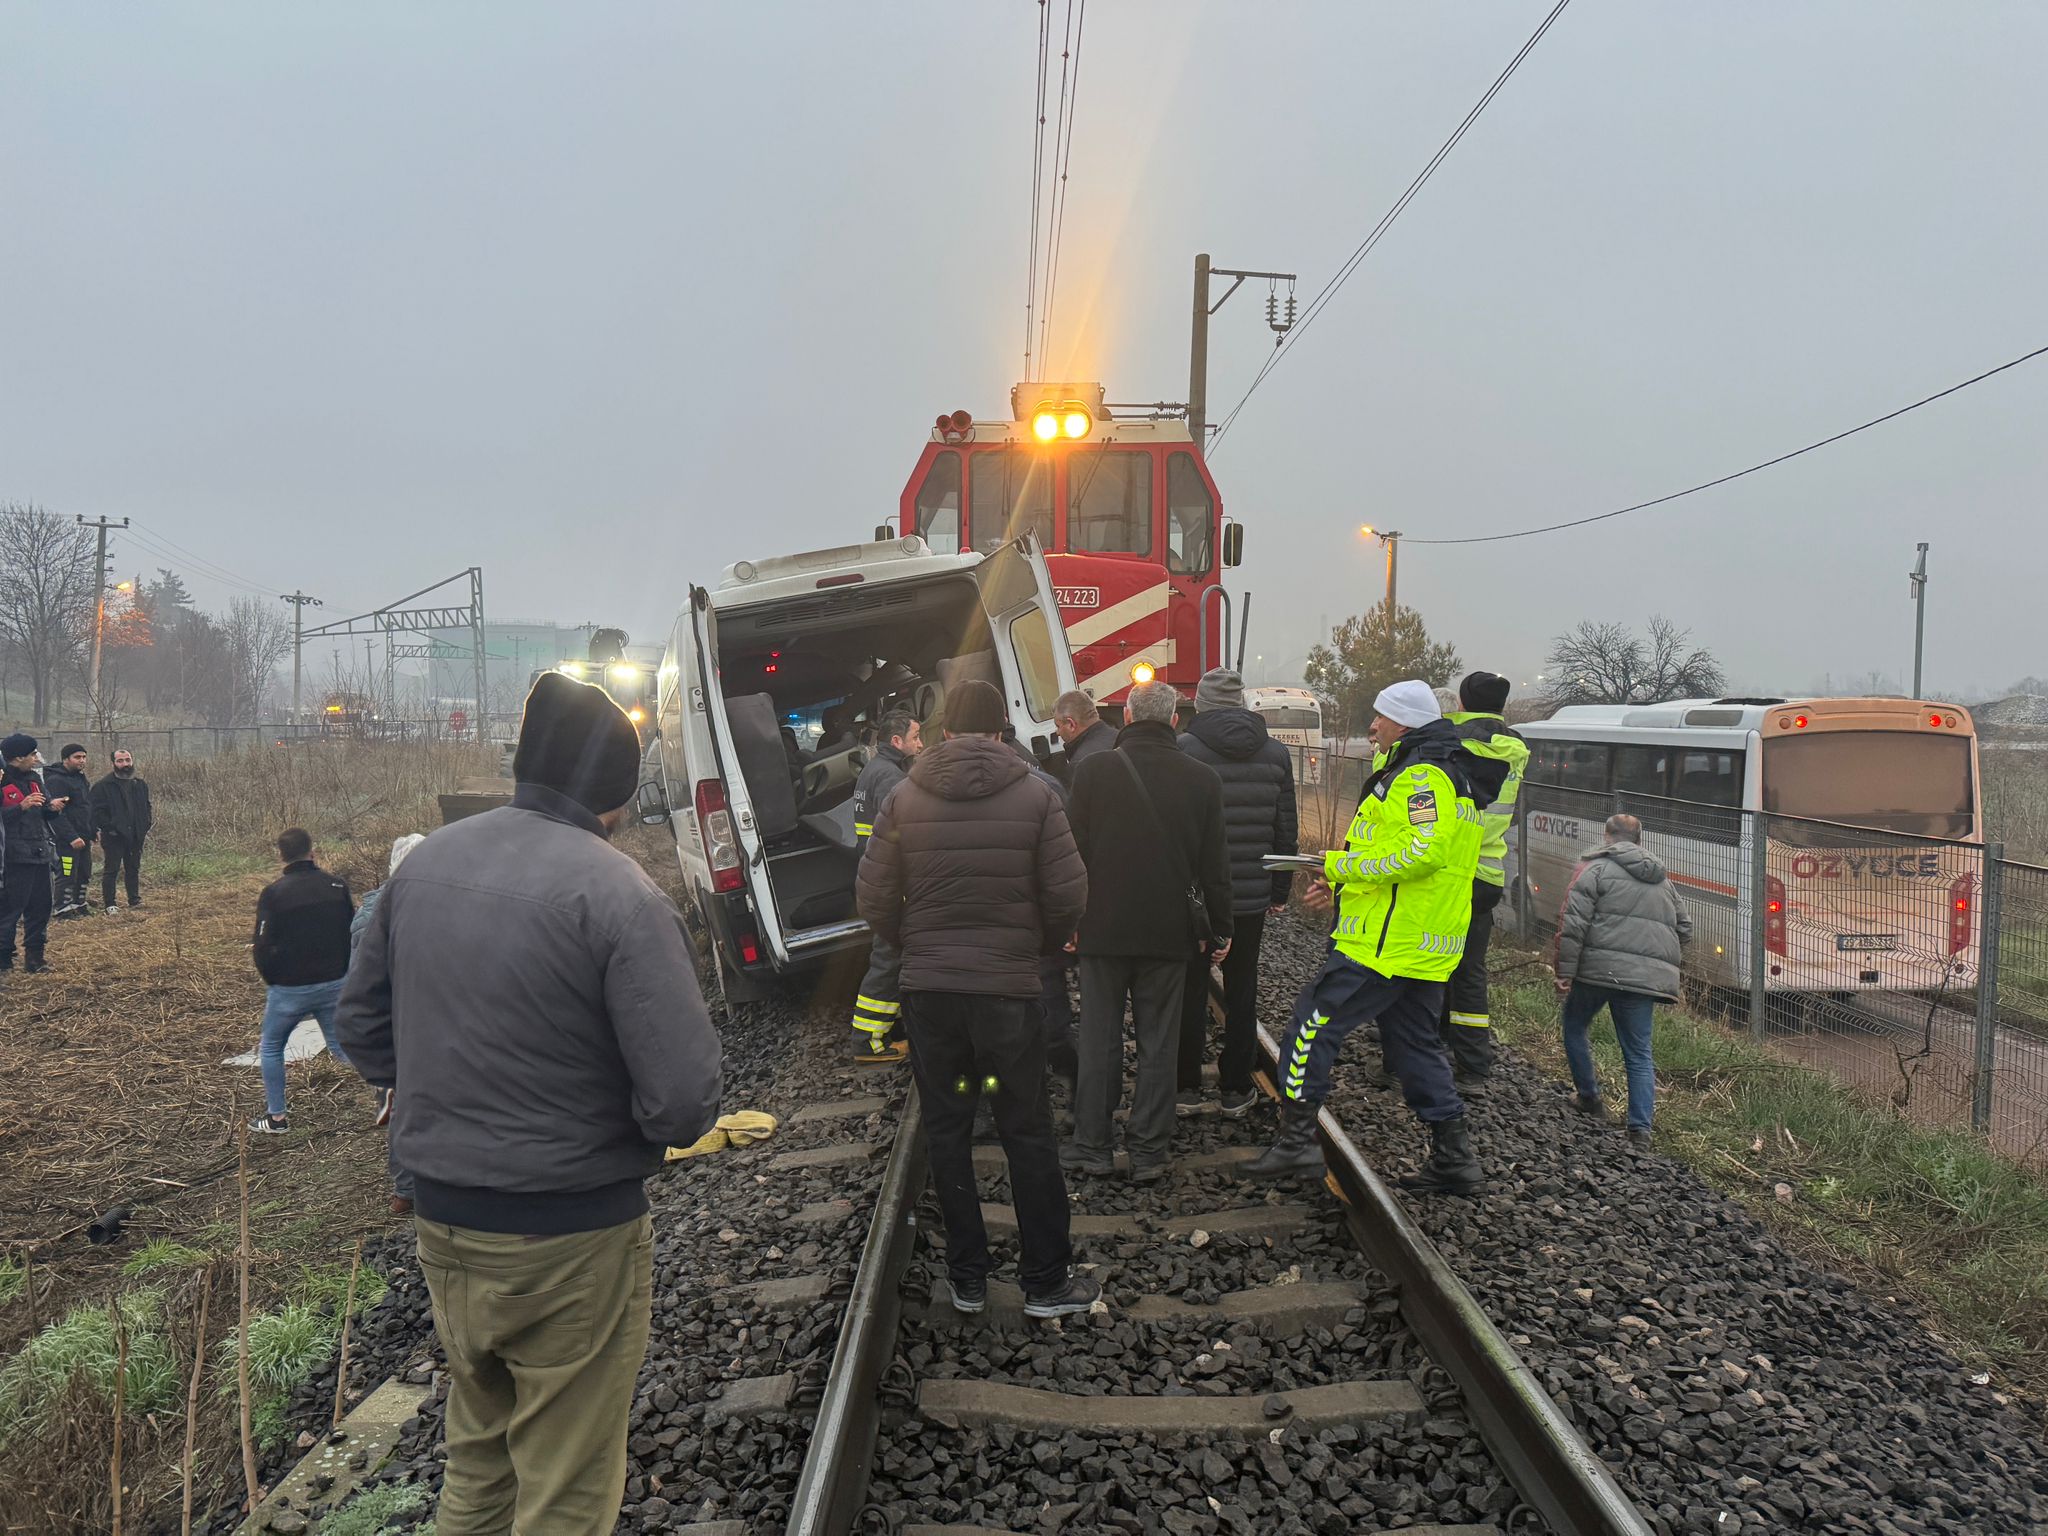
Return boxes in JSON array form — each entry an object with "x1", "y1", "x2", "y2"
[{"x1": 1501, "y1": 779, "x2": 2048, "y2": 1169}]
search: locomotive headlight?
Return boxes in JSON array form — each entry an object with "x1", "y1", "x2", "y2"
[
  {"x1": 610, "y1": 663, "x2": 639, "y2": 681},
  {"x1": 560, "y1": 661, "x2": 587, "y2": 678},
  {"x1": 1131, "y1": 660, "x2": 1156, "y2": 686},
  {"x1": 1062, "y1": 409, "x2": 1092, "y2": 439},
  {"x1": 1032, "y1": 410, "x2": 1061, "y2": 442},
  {"x1": 627, "y1": 706, "x2": 646, "y2": 724}
]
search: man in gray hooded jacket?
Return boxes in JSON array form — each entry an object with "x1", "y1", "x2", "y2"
[{"x1": 1554, "y1": 813, "x2": 1692, "y2": 1143}]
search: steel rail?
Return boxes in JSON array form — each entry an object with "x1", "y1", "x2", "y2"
[
  {"x1": 1254, "y1": 1021, "x2": 1653, "y2": 1536},
  {"x1": 784, "y1": 1083, "x2": 928, "y2": 1536}
]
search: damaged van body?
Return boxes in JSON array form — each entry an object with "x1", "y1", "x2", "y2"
[{"x1": 654, "y1": 532, "x2": 1078, "y2": 1003}]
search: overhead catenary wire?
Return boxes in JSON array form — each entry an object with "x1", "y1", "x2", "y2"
[
  {"x1": 1405, "y1": 341, "x2": 2048, "y2": 545},
  {"x1": 1208, "y1": 0, "x2": 1573, "y2": 454},
  {"x1": 120, "y1": 521, "x2": 285, "y2": 598},
  {"x1": 1023, "y1": 0, "x2": 1053, "y2": 379},
  {"x1": 1037, "y1": 0, "x2": 1088, "y2": 374}
]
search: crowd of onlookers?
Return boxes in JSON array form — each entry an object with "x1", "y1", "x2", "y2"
[{"x1": 0, "y1": 733, "x2": 153, "y2": 973}]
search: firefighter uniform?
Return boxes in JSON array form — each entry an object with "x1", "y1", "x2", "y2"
[
  {"x1": 850, "y1": 740, "x2": 914, "y2": 1063},
  {"x1": 1250, "y1": 704, "x2": 1484, "y2": 1193},
  {"x1": 1437, "y1": 711, "x2": 1528, "y2": 1081}
]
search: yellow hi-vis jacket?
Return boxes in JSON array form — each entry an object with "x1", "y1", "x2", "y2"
[
  {"x1": 1324, "y1": 745, "x2": 1482, "y2": 982},
  {"x1": 1447, "y1": 711, "x2": 1528, "y2": 890}
]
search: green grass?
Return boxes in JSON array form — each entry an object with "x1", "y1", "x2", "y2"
[
  {"x1": 0, "y1": 1289, "x2": 184, "y2": 1446},
  {"x1": 0, "y1": 1259, "x2": 22, "y2": 1309},
  {"x1": 122, "y1": 1239, "x2": 213, "y2": 1277},
  {"x1": 1490, "y1": 963, "x2": 2048, "y2": 1397},
  {"x1": 317, "y1": 1481, "x2": 432, "y2": 1536},
  {"x1": 211, "y1": 1262, "x2": 389, "y2": 1450}
]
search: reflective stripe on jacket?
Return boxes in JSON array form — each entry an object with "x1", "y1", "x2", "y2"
[
  {"x1": 1323, "y1": 724, "x2": 1482, "y2": 982},
  {"x1": 1448, "y1": 711, "x2": 1527, "y2": 890}
]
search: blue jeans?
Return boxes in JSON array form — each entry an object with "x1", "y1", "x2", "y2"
[
  {"x1": 1561, "y1": 982, "x2": 1656, "y2": 1130},
  {"x1": 259, "y1": 979, "x2": 347, "y2": 1118}
]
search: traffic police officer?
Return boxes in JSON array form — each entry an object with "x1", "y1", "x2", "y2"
[
  {"x1": 849, "y1": 707, "x2": 924, "y2": 1063},
  {"x1": 1439, "y1": 671, "x2": 1528, "y2": 1087},
  {"x1": 1247, "y1": 681, "x2": 1485, "y2": 1194}
]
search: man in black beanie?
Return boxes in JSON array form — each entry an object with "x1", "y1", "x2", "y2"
[
  {"x1": 1441, "y1": 671, "x2": 1528, "y2": 1088},
  {"x1": 338, "y1": 672, "x2": 721, "y2": 1534}
]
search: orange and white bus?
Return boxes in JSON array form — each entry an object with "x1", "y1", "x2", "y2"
[{"x1": 1512, "y1": 697, "x2": 1981, "y2": 996}]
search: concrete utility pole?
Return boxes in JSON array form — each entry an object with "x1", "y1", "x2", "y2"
[
  {"x1": 1909, "y1": 542, "x2": 1929, "y2": 700},
  {"x1": 1187, "y1": 253, "x2": 1297, "y2": 454},
  {"x1": 1361, "y1": 526, "x2": 1402, "y2": 616},
  {"x1": 281, "y1": 591, "x2": 322, "y2": 722},
  {"x1": 77, "y1": 515, "x2": 129, "y2": 717}
]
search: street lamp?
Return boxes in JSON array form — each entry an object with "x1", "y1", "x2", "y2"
[{"x1": 1359, "y1": 525, "x2": 1401, "y2": 615}]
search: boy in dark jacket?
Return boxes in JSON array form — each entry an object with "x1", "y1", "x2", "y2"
[
  {"x1": 248, "y1": 827, "x2": 355, "y2": 1134},
  {"x1": 1174, "y1": 669, "x2": 1297, "y2": 1115},
  {"x1": 1, "y1": 733, "x2": 59, "y2": 972},
  {"x1": 46, "y1": 744, "x2": 95, "y2": 918},
  {"x1": 855, "y1": 678, "x2": 1094, "y2": 1318}
]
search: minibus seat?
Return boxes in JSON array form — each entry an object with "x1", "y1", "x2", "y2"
[
  {"x1": 725, "y1": 692, "x2": 799, "y2": 841},
  {"x1": 799, "y1": 744, "x2": 865, "y2": 809},
  {"x1": 799, "y1": 798, "x2": 862, "y2": 853}
]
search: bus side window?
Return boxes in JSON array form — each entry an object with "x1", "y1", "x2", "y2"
[
  {"x1": 1165, "y1": 452, "x2": 1213, "y2": 574},
  {"x1": 1614, "y1": 746, "x2": 1670, "y2": 799},
  {"x1": 1559, "y1": 743, "x2": 1610, "y2": 793},
  {"x1": 1528, "y1": 741, "x2": 1568, "y2": 785},
  {"x1": 915, "y1": 451, "x2": 962, "y2": 554},
  {"x1": 1068, "y1": 448, "x2": 1152, "y2": 555},
  {"x1": 1676, "y1": 750, "x2": 1742, "y2": 807}
]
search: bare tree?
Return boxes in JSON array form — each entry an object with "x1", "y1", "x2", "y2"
[
  {"x1": 222, "y1": 596, "x2": 292, "y2": 725},
  {"x1": 0, "y1": 504, "x2": 98, "y2": 725},
  {"x1": 1546, "y1": 615, "x2": 1725, "y2": 706}
]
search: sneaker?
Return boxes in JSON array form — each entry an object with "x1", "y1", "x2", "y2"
[
  {"x1": 1626, "y1": 1126, "x2": 1652, "y2": 1147},
  {"x1": 1173, "y1": 1091, "x2": 1205, "y2": 1117},
  {"x1": 1023, "y1": 1273, "x2": 1101, "y2": 1320},
  {"x1": 1453, "y1": 1067, "x2": 1491, "y2": 1096},
  {"x1": 22, "y1": 958, "x2": 48, "y2": 975},
  {"x1": 1572, "y1": 1093, "x2": 1608, "y2": 1120},
  {"x1": 1218, "y1": 1087, "x2": 1259, "y2": 1117},
  {"x1": 1058, "y1": 1141, "x2": 1115, "y2": 1177},
  {"x1": 948, "y1": 1276, "x2": 988, "y2": 1315},
  {"x1": 102, "y1": 906, "x2": 123, "y2": 918},
  {"x1": 249, "y1": 1114, "x2": 291, "y2": 1136}
]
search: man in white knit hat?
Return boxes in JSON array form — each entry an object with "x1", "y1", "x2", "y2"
[{"x1": 1246, "y1": 680, "x2": 1486, "y2": 1194}]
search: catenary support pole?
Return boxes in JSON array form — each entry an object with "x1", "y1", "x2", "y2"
[
  {"x1": 1909, "y1": 542, "x2": 1929, "y2": 699},
  {"x1": 1187, "y1": 253, "x2": 1211, "y2": 451}
]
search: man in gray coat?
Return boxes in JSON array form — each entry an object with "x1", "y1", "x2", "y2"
[
  {"x1": 338, "y1": 672, "x2": 721, "y2": 1536},
  {"x1": 1554, "y1": 813, "x2": 1692, "y2": 1144}
]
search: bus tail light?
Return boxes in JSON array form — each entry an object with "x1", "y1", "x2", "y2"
[
  {"x1": 696, "y1": 780, "x2": 744, "y2": 893},
  {"x1": 1949, "y1": 872, "x2": 1975, "y2": 956},
  {"x1": 1764, "y1": 875, "x2": 1787, "y2": 956}
]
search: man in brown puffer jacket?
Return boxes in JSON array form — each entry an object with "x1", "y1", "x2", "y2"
[{"x1": 855, "y1": 678, "x2": 1096, "y2": 1319}]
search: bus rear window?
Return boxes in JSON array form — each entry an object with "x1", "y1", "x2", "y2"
[{"x1": 1763, "y1": 733, "x2": 1974, "y2": 837}]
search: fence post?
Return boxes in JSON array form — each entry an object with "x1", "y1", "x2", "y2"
[
  {"x1": 1747, "y1": 810, "x2": 1769, "y2": 1041},
  {"x1": 1971, "y1": 844, "x2": 2005, "y2": 1136}
]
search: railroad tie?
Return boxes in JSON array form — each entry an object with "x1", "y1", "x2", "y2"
[
  {"x1": 978, "y1": 1201, "x2": 1314, "y2": 1241},
  {"x1": 915, "y1": 1378, "x2": 1424, "y2": 1436}
]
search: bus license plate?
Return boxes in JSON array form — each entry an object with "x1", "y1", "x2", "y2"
[{"x1": 1836, "y1": 934, "x2": 1898, "y2": 952}]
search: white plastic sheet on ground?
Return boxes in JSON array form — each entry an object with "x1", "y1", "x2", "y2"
[{"x1": 223, "y1": 1017, "x2": 330, "y2": 1067}]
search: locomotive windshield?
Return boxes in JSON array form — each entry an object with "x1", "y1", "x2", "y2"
[
  {"x1": 969, "y1": 450, "x2": 1053, "y2": 549},
  {"x1": 1068, "y1": 447, "x2": 1150, "y2": 554}
]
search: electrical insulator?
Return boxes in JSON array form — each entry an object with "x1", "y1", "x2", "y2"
[
  {"x1": 1265, "y1": 290, "x2": 1278, "y2": 327},
  {"x1": 1285, "y1": 293, "x2": 1298, "y2": 327}
]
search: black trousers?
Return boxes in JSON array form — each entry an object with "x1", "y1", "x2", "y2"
[
  {"x1": 1040, "y1": 953, "x2": 1078, "y2": 1077},
  {"x1": 54, "y1": 844, "x2": 93, "y2": 912},
  {"x1": 1, "y1": 862, "x2": 54, "y2": 963},
  {"x1": 1074, "y1": 955, "x2": 1185, "y2": 1169},
  {"x1": 101, "y1": 834, "x2": 144, "y2": 908},
  {"x1": 903, "y1": 990, "x2": 1073, "y2": 1295},
  {"x1": 1177, "y1": 910, "x2": 1267, "y2": 1093},
  {"x1": 1439, "y1": 882, "x2": 1501, "y2": 1076}
]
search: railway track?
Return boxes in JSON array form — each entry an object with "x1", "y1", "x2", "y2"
[{"x1": 757, "y1": 995, "x2": 1654, "y2": 1536}]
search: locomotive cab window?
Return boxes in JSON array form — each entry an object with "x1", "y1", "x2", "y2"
[
  {"x1": 1165, "y1": 452, "x2": 1213, "y2": 574},
  {"x1": 913, "y1": 451, "x2": 962, "y2": 555},
  {"x1": 970, "y1": 450, "x2": 1053, "y2": 551},
  {"x1": 1067, "y1": 448, "x2": 1152, "y2": 556}
]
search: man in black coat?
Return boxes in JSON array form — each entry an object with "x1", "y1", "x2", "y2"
[
  {"x1": 46, "y1": 744, "x2": 95, "y2": 918},
  {"x1": 1174, "y1": 669, "x2": 1298, "y2": 1115},
  {"x1": 1, "y1": 733, "x2": 59, "y2": 973},
  {"x1": 91, "y1": 748, "x2": 153, "y2": 911},
  {"x1": 1064, "y1": 681, "x2": 1233, "y2": 1181}
]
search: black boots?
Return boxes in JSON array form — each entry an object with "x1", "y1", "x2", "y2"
[
  {"x1": 1245, "y1": 1101, "x2": 1324, "y2": 1180},
  {"x1": 1398, "y1": 1115, "x2": 1482, "y2": 1196}
]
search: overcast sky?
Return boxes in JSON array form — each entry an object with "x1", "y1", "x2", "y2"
[{"x1": 4, "y1": 2, "x2": 2044, "y2": 701}]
